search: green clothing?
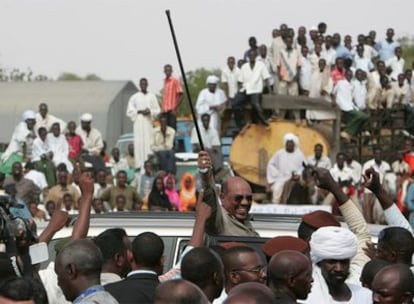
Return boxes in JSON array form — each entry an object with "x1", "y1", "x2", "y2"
[
  {"x1": 34, "y1": 159, "x2": 56, "y2": 187},
  {"x1": 100, "y1": 186, "x2": 142, "y2": 210},
  {"x1": 342, "y1": 110, "x2": 368, "y2": 137}
]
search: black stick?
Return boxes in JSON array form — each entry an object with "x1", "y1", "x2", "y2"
[{"x1": 165, "y1": 9, "x2": 204, "y2": 151}]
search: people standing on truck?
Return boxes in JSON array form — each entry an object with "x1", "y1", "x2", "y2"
[
  {"x1": 35, "y1": 102, "x2": 66, "y2": 135},
  {"x1": 161, "y1": 64, "x2": 183, "y2": 130},
  {"x1": 195, "y1": 75, "x2": 227, "y2": 134},
  {"x1": 151, "y1": 114, "x2": 176, "y2": 175},
  {"x1": 126, "y1": 77, "x2": 160, "y2": 171}
]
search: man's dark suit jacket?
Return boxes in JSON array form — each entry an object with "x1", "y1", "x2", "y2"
[{"x1": 105, "y1": 272, "x2": 160, "y2": 304}]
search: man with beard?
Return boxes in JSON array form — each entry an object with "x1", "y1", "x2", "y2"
[{"x1": 305, "y1": 226, "x2": 372, "y2": 303}]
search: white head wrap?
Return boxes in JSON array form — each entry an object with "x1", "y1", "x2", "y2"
[
  {"x1": 206, "y1": 75, "x2": 219, "y2": 85},
  {"x1": 283, "y1": 133, "x2": 299, "y2": 147},
  {"x1": 310, "y1": 26, "x2": 318, "y2": 31},
  {"x1": 310, "y1": 226, "x2": 358, "y2": 264},
  {"x1": 22, "y1": 110, "x2": 36, "y2": 121},
  {"x1": 80, "y1": 113, "x2": 93, "y2": 122}
]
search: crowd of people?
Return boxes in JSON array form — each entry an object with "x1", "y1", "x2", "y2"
[
  {"x1": 1, "y1": 21, "x2": 414, "y2": 303},
  {"x1": 1, "y1": 152, "x2": 414, "y2": 304}
]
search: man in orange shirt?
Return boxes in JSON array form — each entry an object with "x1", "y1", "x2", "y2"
[{"x1": 162, "y1": 64, "x2": 183, "y2": 130}]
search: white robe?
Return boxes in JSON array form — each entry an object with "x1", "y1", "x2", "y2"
[
  {"x1": 1, "y1": 122, "x2": 34, "y2": 162},
  {"x1": 306, "y1": 69, "x2": 336, "y2": 120},
  {"x1": 32, "y1": 138, "x2": 50, "y2": 162},
  {"x1": 302, "y1": 266, "x2": 372, "y2": 304},
  {"x1": 46, "y1": 133, "x2": 73, "y2": 172},
  {"x1": 195, "y1": 88, "x2": 227, "y2": 133},
  {"x1": 126, "y1": 91, "x2": 160, "y2": 169},
  {"x1": 35, "y1": 113, "x2": 66, "y2": 133},
  {"x1": 266, "y1": 148, "x2": 305, "y2": 203}
]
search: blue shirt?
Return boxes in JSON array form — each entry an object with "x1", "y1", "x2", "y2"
[{"x1": 376, "y1": 39, "x2": 400, "y2": 61}]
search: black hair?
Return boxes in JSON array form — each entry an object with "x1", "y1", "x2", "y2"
[
  {"x1": 360, "y1": 259, "x2": 391, "y2": 289},
  {"x1": 94, "y1": 228, "x2": 127, "y2": 262},
  {"x1": 297, "y1": 221, "x2": 316, "y2": 241},
  {"x1": 131, "y1": 232, "x2": 164, "y2": 268}
]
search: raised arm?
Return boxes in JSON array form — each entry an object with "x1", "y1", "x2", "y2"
[
  {"x1": 38, "y1": 210, "x2": 69, "y2": 243},
  {"x1": 363, "y1": 167, "x2": 413, "y2": 233},
  {"x1": 71, "y1": 172, "x2": 94, "y2": 240}
]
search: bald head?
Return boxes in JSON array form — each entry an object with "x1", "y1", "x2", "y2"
[
  {"x1": 224, "y1": 282, "x2": 276, "y2": 304},
  {"x1": 268, "y1": 250, "x2": 313, "y2": 301},
  {"x1": 55, "y1": 239, "x2": 103, "y2": 301},
  {"x1": 372, "y1": 264, "x2": 414, "y2": 304},
  {"x1": 154, "y1": 279, "x2": 209, "y2": 304}
]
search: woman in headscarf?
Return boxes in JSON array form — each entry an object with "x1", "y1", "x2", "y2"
[
  {"x1": 163, "y1": 175, "x2": 182, "y2": 211},
  {"x1": 148, "y1": 176, "x2": 172, "y2": 211},
  {"x1": 179, "y1": 173, "x2": 197, "y2": 212}
]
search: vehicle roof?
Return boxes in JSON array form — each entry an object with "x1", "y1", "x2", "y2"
[{"x1": 36, "y1": 212, "x2": 384, "y2": 241}]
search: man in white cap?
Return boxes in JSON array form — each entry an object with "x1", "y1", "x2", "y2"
[
  {"x1": 1, "y1": 110, "x2": 37, "y2": 164},
  {"x1": 76, "y1": 113, "x2": 105, "y2": 171},
  {"x1": 266, "y1": 133, "x2": 305, "y2": 203},
  {"x1": 195, "y1": 75, "x2": 227, "y2": 134},
  {"x1": 305, "y1": 226, "x2": 372, "y2": 304}
]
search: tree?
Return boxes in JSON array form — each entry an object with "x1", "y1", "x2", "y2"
[
  {"x1": 57, "y1": 72, "x2": 102, "y2": 81},
  {"x1": 160, "y1": 67, "x2": 221, "y2": 117},
  {"x1": 398, "y1": 36, "x2": 414, "y2": 69}
]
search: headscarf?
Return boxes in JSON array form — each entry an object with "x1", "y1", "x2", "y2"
[
  {"x1": 163, "y1": 175, "x2": 182, "y2": 211},
  {"x1": 148, "y1": 176, "x2": 172, "y2": 211},
  {"x1": 206, "y1": 75, "x2": 219, "y2": 85},
  {"x1": 22, "y1": 110, "x2": 36, "y2": 121},
  {"x1": 283, "y1": 133, "x2": 299, "y2": 148},
  {"x1": 179, "y1": 173, "x2": 197, "y2": 212},
  {"x1": 310, "y1": 226, "x2": 358, "y2": 264},
  {"x1": 80, "y1": 113, "x2": 93, "y2": 122}
]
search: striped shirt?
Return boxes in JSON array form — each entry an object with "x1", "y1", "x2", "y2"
[{"x1": 161, "y1": 76, "x2": 183, "y2": 112}]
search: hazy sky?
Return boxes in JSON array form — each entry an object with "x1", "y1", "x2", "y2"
[{"x1": 0, "y1": 0, "x2": 413, "y2": 92}]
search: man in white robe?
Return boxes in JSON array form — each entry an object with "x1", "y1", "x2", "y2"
[
  {"x1": 126, "y1": 78, "x2": 160, "y2": 170},
  {"x1": 195, "y1": 75, "x2": 227, "y2": 134},
  {"x1": 35, "y1": 103, "x2": 66, "y2": 133},
  {"x1": 305, "y1": 226, "x2": 372, "y2": 304},
  {"x1": 266, "y1": 133, "x2": 305, "y2": 203},
  {"x1": 1, "y1": 110, "x2": 37, "y2": 163},
  {"x1": 47, "y1": 122, "x2": 73, "y2": 173},
  {"x1": 306, "y1": 58, "x2": 336, "y2": 120}
]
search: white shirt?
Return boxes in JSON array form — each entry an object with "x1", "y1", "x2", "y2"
[
  {"x1": 330, "y1": 164, "x2": 357, "y2": 185},
  {"x1": 221, "y1": 66, "x2": 241, "y2": 99},
  {"x1": 25, "y1": 170, "x2": 48, "y2": 190},
  {"x1": 321, "y1": 48, "x2": 336, "y2": 67},
  {"x1": 333, "y1": 79, "x2": 356, "y2": 112},
  {"x1": 75, "y1": 127, "x2": 104, "y2": 155},
  {"x1": 257, "y1": 55, "x2": 274, "y2": 86},
  {"x1": 352, "y1": 55, "x2": 373, "y2": 73},
  {"x1": 386, "y1": 56, "x2": 405, "y2": 80},
  {"x1": 352, "y1": 79, "x2": 367, "y2": 110},
  {"x1": 191, "y1": 126, "x2": 221, "y2": 149},
  {"x1": 35, "y1": 113, "x2": 66, "y2": 134},
  {"x1": 300, "y1": 56, "x2": 312, "y2": 91},
  {"x1": 101, "y1": 272, "x2": 122, "y2": 286},
  {"x1": 307, "y1": 156, "x2": 332, "y2": 170},
  {"x1": 109, "y1": 157, "x2": 129, "y2": 177},
  {"x1": 377, "y1": 39, "x2": 400, "y2": 61},
  {"x1": 195, "y1": 87, "x2": 227, "y2": 132},
  {"x1": 346, "y1": 160, "x2": 362, "y2": 184},
  {"x1": 39, "y1": 262, "x2": 71, "y2": 304},
  {"x1": 31, "y1": 137, "x2": 51, "y2": 162},
  {"x1": 238, "y1": 60, "x2": 270, "y2": 94},
  {"x1": 362, "y1": 159, "x2": 391, "y2": 185}
]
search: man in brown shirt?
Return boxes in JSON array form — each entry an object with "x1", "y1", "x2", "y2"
[
  {"x1": 46, "y1": 169, "x2": 80, "y2": 209},
  {"x1": 100, "y1": 170, "x2": 142, "y2": 210},
  {"x1": 4, "y1": 162, "x2": 40, "y2": 204}
]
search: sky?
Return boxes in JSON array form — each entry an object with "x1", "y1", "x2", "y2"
[{"x1": 0, "y1": 0, "x2": 413, "y2": 92}]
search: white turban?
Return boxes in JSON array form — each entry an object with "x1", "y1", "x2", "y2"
[
  {"x1": 310, "y1": 226, "x2": 358, "y2": 264},
  {"x1": 310, "y1": 26, "x2": 318, "y2": 31},
  {"x1": 206, "y1": 75, "x2": 219, "y2": 85},
  {"x1": 22, "y1": 110, "x2": 36, "y2": 121},
  {"x1": 80, "y1": 113, "x2": 93, "y2": 122},
  {"x1": 283, "y1": 133, "x2": 299, "y2": 147}
]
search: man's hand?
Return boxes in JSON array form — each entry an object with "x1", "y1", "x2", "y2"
[
  {"x1": 198, "y1": 151, "x2": 212, "y2": 171},
  {"x1": 48, "y1": 210, "x2": 70, "y2": 232},
  {"x1": 312, "y1": 166, "x2": 348, "y2": 204},
  {"x1": 362, "y1": 167, "x2": 381, "y2": 194},
  {"x1": 195, "y1": 190, "x2": 212, "y2": 222},
  {"x1": 312, "y1": 167, "x2": 337, "y2": 191},
  {"x1": 78, "y1": 172, "x2": 94, "y2": 197}
]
